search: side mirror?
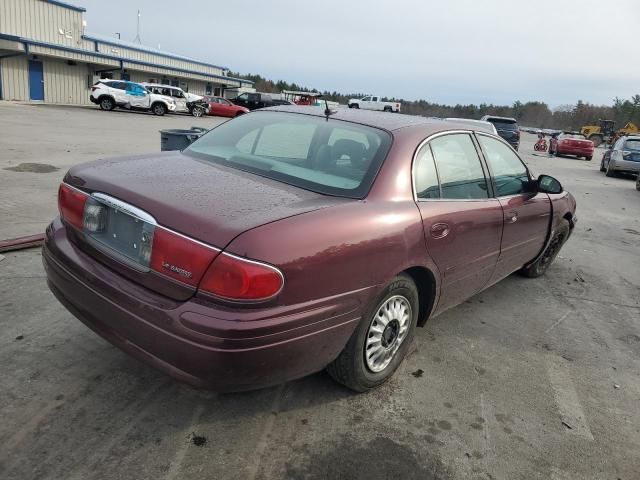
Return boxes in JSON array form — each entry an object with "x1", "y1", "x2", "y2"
[{"x1": 537, "y1": 174, "x2": 563, "y2": 194}]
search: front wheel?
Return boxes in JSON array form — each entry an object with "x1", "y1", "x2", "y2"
[
  {"x1": 152, "y1": 103, "x2": 167, "y2": 116},
  {"x1": 191, "y1": 106, "x2": 205, "y2": 117},
  {"x1": 585, "y1": 155, "x2": 592, "y2": 161},
  {"x1": 519, "y1": 221, "x2": 570, "y2": 278},
  {"x1": 636, "y1": 175, "x2": 640, "y2": 191},
  {"x1": 99, "y1": 97, "x2": 115, "y2": 111},
  {"x1": 327, "y1": 274, "x2": 419, "y2": 392},
  {"x1": 600, "y1": 159, "x2": 606, "y2": 172},
  {"x1": 605, "y1": 160, "x2": 617, "y2": 177}
]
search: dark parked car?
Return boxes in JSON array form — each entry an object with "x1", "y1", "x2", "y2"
[
  {"x1": 231, "y1": 92, "x2": 292, "y2": 110},
  {"x1": 481, "y1": 115, "x2": 520, "y2": 150},
  {"x1": 600, "y1": 135, "x2": 640, "y2": 177},
  {"x1": 45, "y1": 107, "x2": 576, "y2": 392}
]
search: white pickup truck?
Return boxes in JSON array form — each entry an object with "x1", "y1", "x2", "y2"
[{"x1": 348, "y1": 95, "x2": 401, "y2": 113}]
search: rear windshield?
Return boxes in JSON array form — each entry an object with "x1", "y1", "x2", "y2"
[
  {"x1": 625, "y1": 139, "x2": 640, "y2": 151},
  {"x1": 184, "y1": 112, "x2": 392, "y2": 198},
  {"x1": 560, "y1": 133, "x2": 587, "y2": 139},
  {"x1": 487, "y1": 118, "x2": 518, "y2": 129}
]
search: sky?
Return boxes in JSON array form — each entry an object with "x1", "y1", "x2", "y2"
[{"x1": 79, "y1": 0, "x2": 640, "y2": 108}]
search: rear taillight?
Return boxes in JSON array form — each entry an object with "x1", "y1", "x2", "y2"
[
  {"x1": 149, "y1": 228, "x2": 218, "y2": 287},
  {"x1": 58, "y1": 183, "x2": 88, "y2": 230},
  {"x1": 199, "y1": 253, "x2": 284, "y2": 301}
]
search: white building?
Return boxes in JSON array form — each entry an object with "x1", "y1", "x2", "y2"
[{"x1": 0, "y1": 0, "x2": 253, "y2": 104}]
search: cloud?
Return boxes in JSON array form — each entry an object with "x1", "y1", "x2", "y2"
[{"x1": 81, "y1": 0, "x2": 640, "y2": 106}]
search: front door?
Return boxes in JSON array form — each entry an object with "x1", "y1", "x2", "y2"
[
  {"x1": 414, "y1": 133, "x2": 503, "y2": 313},
  {"x1": 476, "y1": 134, "x2": 551, "y2": 283},
  {"x1": 28, "y1": 60, "x2": 44, "y2": 101}
]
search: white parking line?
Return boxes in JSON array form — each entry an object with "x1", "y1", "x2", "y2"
[{"x1": 546, "y1": 358, "x2": 594, "y2": 441}]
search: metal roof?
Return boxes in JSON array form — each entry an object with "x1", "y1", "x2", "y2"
[
  {"x1": 84, "y1": 33, "x2": 231, "y2": 72},
  {"x1": 46, "y1": 0, "x2": 86, "y2": 12}
]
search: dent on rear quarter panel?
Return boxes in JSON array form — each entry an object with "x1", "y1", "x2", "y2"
[{"x1": 225, "y1": 200, "x2": 433, "y2": 309}]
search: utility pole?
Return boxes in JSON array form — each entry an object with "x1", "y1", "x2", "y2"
[{"x1": 133, "y1": 10, "x2": 142, "y2": 44}]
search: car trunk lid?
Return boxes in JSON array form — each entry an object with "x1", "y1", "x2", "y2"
[{"x1": 64, "y1": 152, "x2": 347, "y2": 299}]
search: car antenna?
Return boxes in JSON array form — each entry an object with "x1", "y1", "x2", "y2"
[{"x1": 321, "y1": 95, "x2": 336, "y2": 121}]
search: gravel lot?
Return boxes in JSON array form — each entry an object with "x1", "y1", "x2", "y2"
[{"x1": 1, "y1": 102, "x2": 639, "y2": 480}]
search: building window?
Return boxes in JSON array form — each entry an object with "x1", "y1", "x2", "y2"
[
  {"x1": 206, "y1": 84, "x2": 212, "y2": 95},
  {"x1": 120, "y1": 72, "x2": 130, "y2": 81},
  {"x1": 213, "y1": 87, "x2": 222, "y2": 96},
  {"x1": 171, "y1": 79, "x2": 179, "y2": 87},
  {"x1": 161, "y1": 77, "x2": 170, "y2": 85}
]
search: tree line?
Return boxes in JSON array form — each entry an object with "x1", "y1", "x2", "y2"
[{"x1": 228, "y1": 72, "x2": 640, "y2": 131}]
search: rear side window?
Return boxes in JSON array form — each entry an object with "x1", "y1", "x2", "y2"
[
  {"x1": 185, "y1": 112, "x2": 392, "y2": 198},
  {"x1": 477, "y1": 135, "x2": 529, "y2": 196},
  {"x1": 429, "y1": 134, "x2": 488, "y2": 199},
  {"x1": 414, "y1": 144, "x2": 440, "y2": 199},
  {"x1": 624, "y1": 139, "x2": 640, "y2": 151},
  {"x1": 488, "y1": 119, "x2": 518, "y2": 130}
]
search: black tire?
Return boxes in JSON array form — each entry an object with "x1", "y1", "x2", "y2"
[
  {"x1": 152, "y1": 102, "x2": 167, "y2": 116},
  {"x1": 99, "y1": 96, "x2": 115, "y2": 111},
  {"x1": 636, "y1": 175, "x2": 640, "y2": 191},
  {"x1": 349, "y1": 104, "x2": 359, "y2": 109},
  {"x1": 326, "y1": 274, "x2": 419, "y2": 392},
  {"x1": 519, "y1": 221, "x2": 570, "y2": 278},
  {"x1": 605, "y1": 160, "x2": 616, "y2": 177},
  {"x1": 600, "y1": 158, "x2": 606, "y2": 172},
  {"x1": 585, "y1": 156, "x2": 592, "y2": 161},
  {"x1": 383, "y1": 106, "x2": 392, "y2": 112},
  {"x1": 191, "y1": 106, "x2": 205, "y2": 117}
]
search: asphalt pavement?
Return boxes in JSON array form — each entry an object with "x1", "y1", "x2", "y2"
[{"x1": 1, "y1": 102, "x2": 639, "y2": 480}]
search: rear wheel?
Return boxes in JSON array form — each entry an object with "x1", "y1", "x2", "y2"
[
  {"x1": 327, "y1": 274, "x2": 419, "y2": 392},
  {"x1": 585, "y1": 155, "x2": 592, "y2": 161},
  {"x1": 99, "y1": 97, "x2": 115, "y2": 111},
  {"x1": 519, "y1": 221, "x2": 570, "y2": 278},
  {"x1": 349, "y1": 104, "x2": 359, "y2": 109},
  {"x1": 152, "y1": 103, "x2": 167, "y2": 116},
  {"x1": 383, "y1": 106, "x2": 392, "y2": 112}
]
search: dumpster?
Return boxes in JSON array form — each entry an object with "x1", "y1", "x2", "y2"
[{"x1": 160, "y1": 127, "x2": 208, "y2": 151}]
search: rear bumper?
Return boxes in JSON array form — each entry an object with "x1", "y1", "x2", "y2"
[
  {"x1": 89, "y1": 96, "x2": 99, "y2": 104},
  {"x1": 43, "y1": 218, "x2": 365, "y2": 391},
  {"x1": 559, "y1": 146, "x2": 593, "y2": 156},
  {"x1": 612, "y1": 159, "x2": 640, "y2": 173}
]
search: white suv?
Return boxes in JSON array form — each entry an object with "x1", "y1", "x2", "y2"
[
  {"x1": 90, "y1": 80, "x2": 176, "y2": 116},
  {"x1": 142, "y1": 83, "x2": 204, "y2": 115}
]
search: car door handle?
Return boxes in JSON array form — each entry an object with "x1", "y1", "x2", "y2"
[
  {"x1": 430, "y1": 223, "x2": 450, "y2": 238},
  {"x1": 506, "y1": 211, "x2": 518, "y2": 223}
]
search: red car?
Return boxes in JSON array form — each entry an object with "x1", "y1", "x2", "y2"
[
  {"x1": 44, "y1": 107, "x2": 576, "y2": 392},
  {"x1": 552, "y1": 132, "x2": 594, "y2": 160},
  {"x1": 203, "y1": 96, "x2": 249, "y2": 118}
]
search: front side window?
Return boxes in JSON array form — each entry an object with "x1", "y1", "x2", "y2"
[
  {"x1": 430, "y1": 134, "x2": 488, "y2": 199},
  {"x1": 624, "y1": 139, "x2": 640, "y2": 151},
  {"x1": 185, "y1": 112, "x2": 392, "y2": 198},
  {"x1": 477, "y1": 135, "x2": 530, "y2": 196}
]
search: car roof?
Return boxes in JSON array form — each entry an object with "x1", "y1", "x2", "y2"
[
  {"x1": 261, "y1": 106, "x2": 474, "y2": 133},
  {"x1": 142, "y1": 83, "x2": 181, "y2": 90},
  {"x1": 482, "y1": 115, "x2": 517, "y2": 122},
  {"x1": 445, "y1": 118, "x2": 497, "y2": 133}
]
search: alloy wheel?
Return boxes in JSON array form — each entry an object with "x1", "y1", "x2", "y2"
[{"x1": 365, "y1": 295, "x2": 412, "y2": 373}]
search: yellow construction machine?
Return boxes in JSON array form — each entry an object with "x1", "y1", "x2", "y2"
[{"x1": 581, "y1": 120, "x2": 640, "y2": 146}]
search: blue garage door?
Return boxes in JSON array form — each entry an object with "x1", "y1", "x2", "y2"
[{"x1": 28, "y1": 60, "x2": 44, "y2": 101}]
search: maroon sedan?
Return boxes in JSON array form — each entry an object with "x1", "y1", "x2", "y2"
[
  {"x1": 44, "y1": 107, "x2": 576, "y2": 392},
  {"x1": 553, "y1": 132, "x2": 594, "y2": 160},
  {"x1": 203, "y1": 96, "x2": 249, "y2": 118}
]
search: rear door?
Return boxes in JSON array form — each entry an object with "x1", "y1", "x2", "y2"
[
  {"x1": 414, "y1": 133, "x2": 503, "y2": 312},
  {"x1": 476, "y1": 133, "x2": 550, "y2": 283},
  {"x1": 125, "y1": 83, "x2": 149, "y2": 108},
  {"x1": 171, "y1": 88, "x2": 188, "y2": 112}
]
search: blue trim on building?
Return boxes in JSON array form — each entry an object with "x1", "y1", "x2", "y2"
[
  {"x1": 0, "y1": 33, "x2": 254, "y2": 86},
  {"x1": 45, "y1": 0, "x2": 86, "y2": 12},
  {"x1": 83, "y1": 35, "x2": 229, "y2": 71}
]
